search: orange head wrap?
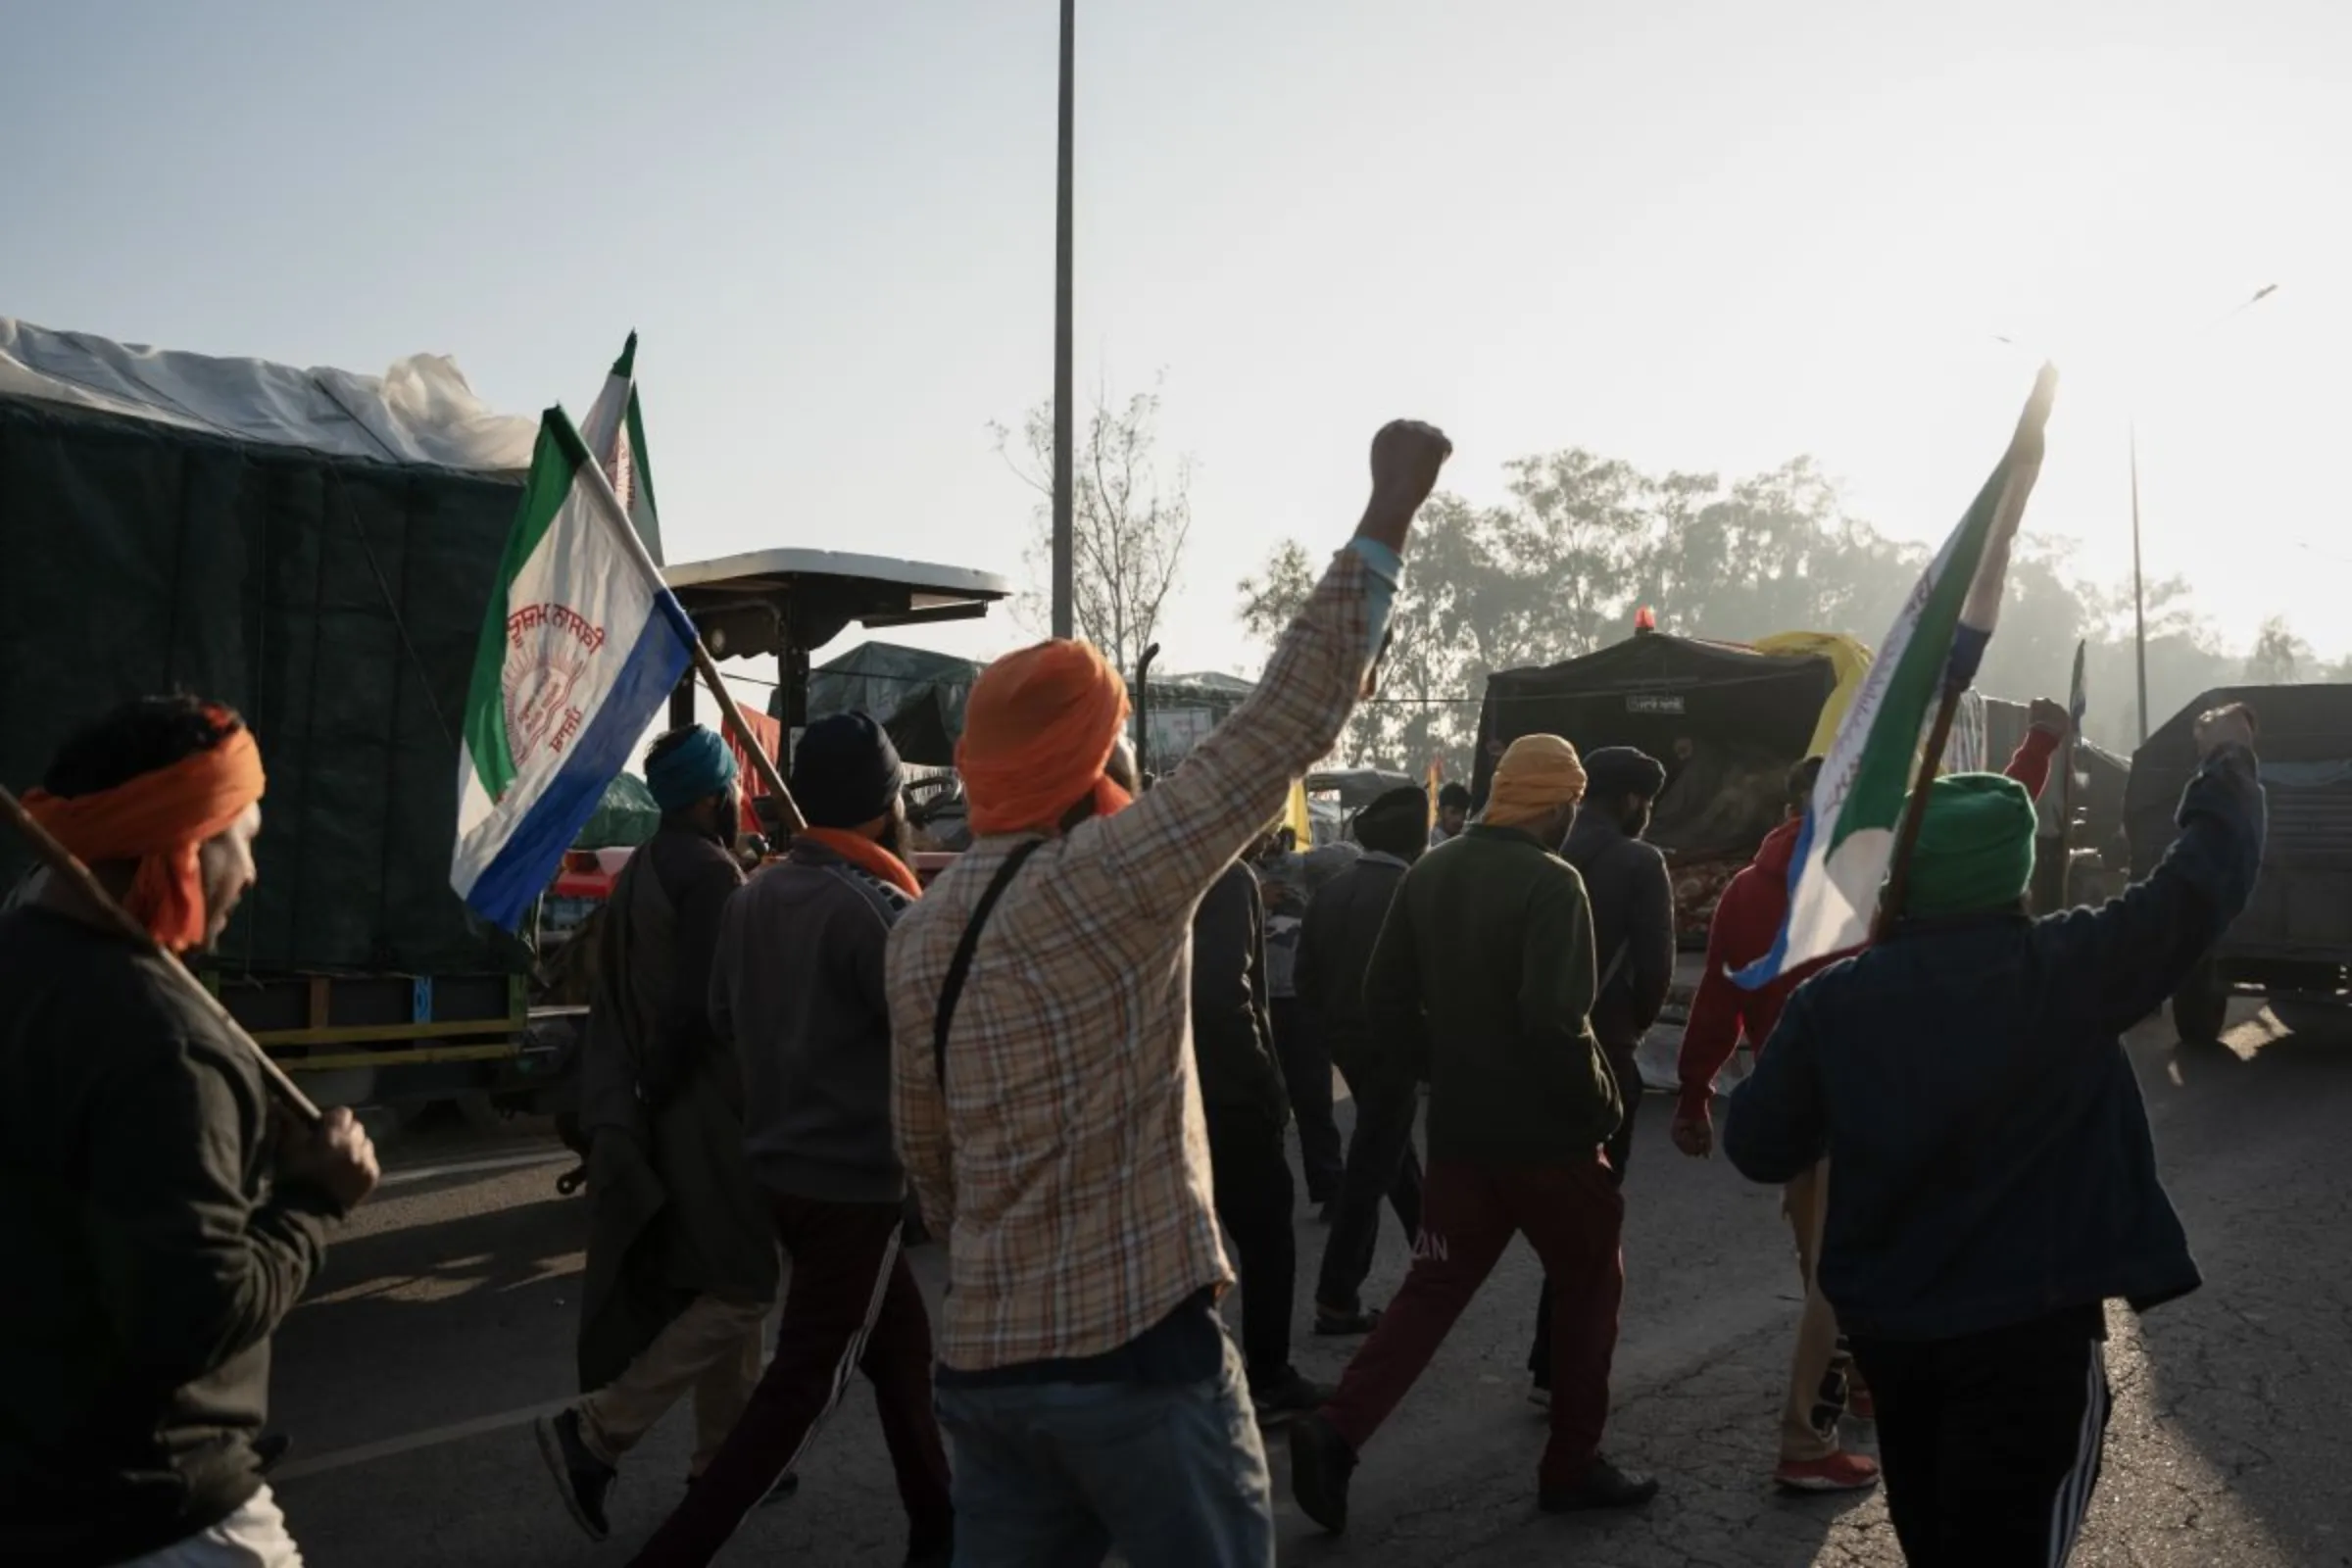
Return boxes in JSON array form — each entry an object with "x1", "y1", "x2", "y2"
[
  {"x1": 22, "y1": 714, "x2": 267, "y2": 953},
  {"x1": 957, "y1": 639, "x2": 1133, "y2": 835},
  {"x1": 1483, "y1": 733, "x2": 1587, "y2": 830}
]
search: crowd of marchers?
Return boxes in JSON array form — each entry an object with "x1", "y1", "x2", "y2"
[{"x1": 2, "y1": 420, "x2": 2265, "y2": 1568}]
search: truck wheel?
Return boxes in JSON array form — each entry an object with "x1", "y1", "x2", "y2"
[{"x1": 2171, "y1": 962, "x2": 2229, "y2": 1043}]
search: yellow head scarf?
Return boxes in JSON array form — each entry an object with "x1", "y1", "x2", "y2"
[{"x1": 1483, "y1": 734, "x2": 1587, "y2": 830}]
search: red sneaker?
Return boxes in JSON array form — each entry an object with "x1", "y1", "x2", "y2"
[
  {"x1": 1846, "y1": 1387, "x2": 1877, "y2": 1424},
  {"x1": 1774, "y1": 1451, "x2": 1882, "y2": 1493}
]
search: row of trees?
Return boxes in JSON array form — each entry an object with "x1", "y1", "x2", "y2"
[
  {"x1": 1237, "y1": 451, "x2": 2344, "y2": 775},
  {"x1": 998, "y1": 387, "x2": 2340, "y2": 777}
]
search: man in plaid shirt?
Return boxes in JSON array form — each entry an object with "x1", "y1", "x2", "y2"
[{"x1": 887, "y1": 420, "x2": 1451, "y2": 1568}]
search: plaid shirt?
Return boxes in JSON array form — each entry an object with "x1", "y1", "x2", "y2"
[{"x1": 887, "y1": 547, "x2": 1380, "y2": 1370}]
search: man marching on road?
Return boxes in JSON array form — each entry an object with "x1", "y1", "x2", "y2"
[
  {"x1": 0, "y1": 696, "x2": 379, "y2": 1567},
  {"x1": 540, "y1": 726, "x2": 780, "y2": 1543},
  {"x1": 1526, "y1": 746, "x2": 1674, "y2": 1403},
  {"x1": 1292, "y1": 733, "x2": 1658, "y2": 1535},
  {"x1": 890, "y1": 420, "x2": 1451, "y2": 1568},
  {"x1": 1723, "y1": 704, "x2": 2263, "y2": 1565},
  {"x1": 627, "y1": 713, "x2": 955, "y2": 1567},
  {"x1": 1253, "y1": 834, "x2": 1346, "y2": 1213},
  {"x1": 1678, "y1": 701, "x2": 2066, "y2": 1494},
  {"x1": 1298, "y1": 785, "x2": 1430, "y2": 1336},
  {"x1": 1191, "y1": 857, "x2": 1330, "y2": 1421}
]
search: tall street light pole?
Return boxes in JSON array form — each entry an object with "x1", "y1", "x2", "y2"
[
  {"x1": 2130, "y1": 419, "x2": 2148, "y2": 746},
  {"x1": 1051, "y1": 0, "x2": 1076, "y2": 639},
  {"x1": 2130, "y1": 282, "x2": 2278, "y2": 745}
]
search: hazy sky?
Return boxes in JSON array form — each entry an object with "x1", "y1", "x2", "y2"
[{"x1": 8, "y1": 0, "x2": 2348, "y2": 693}]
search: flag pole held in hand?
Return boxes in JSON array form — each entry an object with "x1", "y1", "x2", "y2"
[
  {"x1": 1737, "y1": 366, "x2": 2057, "y2": 983},
  {"x1": 0, "y1": 784, "x2": 322, "y2": 1125},
  {"x1": 1876, "y1": 366, "x2": 2059, "y2": 934},
  {"x1": 564, "y1": 420, "x2": 807, "y2": 835}
]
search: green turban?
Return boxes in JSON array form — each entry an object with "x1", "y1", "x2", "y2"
[{"x1": 1904, "y1": 771, "x2": 2038, "y2": 917}]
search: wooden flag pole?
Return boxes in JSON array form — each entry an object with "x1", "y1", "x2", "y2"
[
  {"x1": 687, "y1": 640, "x2": 807, "y2": 837},
  {"x1": 0, "y1": 784, "x2": 322, "y2": 1125},
  {"x1": 563, "y1": 414, "x2": 807, "y2": 835},
  {"x1": 1874, "y1": 682, "x2": 1967, "y2": 938}
]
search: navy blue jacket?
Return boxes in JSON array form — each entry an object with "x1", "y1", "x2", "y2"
[{"x1": 1724, "y1": 746, "x2": 2265, "y2": 1343}]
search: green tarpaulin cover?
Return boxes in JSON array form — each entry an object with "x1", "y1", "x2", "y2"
[{"x1": 0, "y1": 395, "x2": 532, "y2": 975}]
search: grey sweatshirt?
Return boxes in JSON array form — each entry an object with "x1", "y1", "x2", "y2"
[{"x1": 710, "y1": 840, "x2": 910, "y2": 1204}]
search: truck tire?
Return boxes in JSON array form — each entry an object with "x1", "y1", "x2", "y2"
[{"x1": 2171, "y1": 962, "x2": 2229, "y2": 1043}]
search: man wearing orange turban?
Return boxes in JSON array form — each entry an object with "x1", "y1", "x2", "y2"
[
  {"x1": 20, "y1": 699, "x2": 267, "y2": 953},
  {"x1": 1, "y1": 696, "x2": 377, "y2": 1567},
  {"x1": 955, "y1": 638, "x2": 1136, "y2": 835},
  {"x1": 890, "y1": 419, "x2": 1453, "y2": 1565},
  {"x1": 1293, "y1": 730, "x2": 1663, "y2": 1534}
]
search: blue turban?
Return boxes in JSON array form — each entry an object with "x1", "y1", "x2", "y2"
[{"x1": 646, "y1": 726, "x2": 739, "y2": 811}]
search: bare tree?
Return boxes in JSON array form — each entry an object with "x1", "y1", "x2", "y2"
[{"x1": 992, "y1": 378, "x2": 1192, "y2": 674}]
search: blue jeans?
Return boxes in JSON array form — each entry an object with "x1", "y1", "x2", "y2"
[{"x1": 933, "y1": 1333, "x2": 1275, "y2": 1568}]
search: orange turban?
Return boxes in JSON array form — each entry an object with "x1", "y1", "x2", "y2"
[
  {"x1": 958, "y1": 640, "x2": 1133, "y2": 835},
  {"x1": 1484, "y1": 734, "x2": 1587, "y2": 830},
  {"x1": 23, "y1": 716, "x2": 266, "y2": 953}
]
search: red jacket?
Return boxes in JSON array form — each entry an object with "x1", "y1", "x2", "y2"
[{"x1": 1675, "y1": 727, "x2": 2062, "y2": 1122}]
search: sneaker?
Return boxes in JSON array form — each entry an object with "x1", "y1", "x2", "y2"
[
  {"x1": 1313, "y1": 1304, "x2": 1382, "y2": 1337},
  {"x1": 1846, "y1": 1386, "x2": 1877, "y2": 1424},
  {"x1": 1289, "y1": 1413, "x2": 1359, "y2": 1534},
  {"x1": 904, "y1": 1520, "x2": 954, "y2": 1567},
  {"x1": 535, "y1": 1409, "x2": 615, "y2": 1543},
  {"x1": 1538, "y1": 1455, "x2": 1660, "y2": 1513},
  {"x1": 1774, "y1": 1450, "x2": 1881, "y2": 1493},
  {"x1": 1251, "y1": 1368, "x2": 1335, "y2": 1426}
]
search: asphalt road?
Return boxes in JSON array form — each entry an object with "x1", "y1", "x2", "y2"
[{"x1": 267, "y1": 1000, "x2": 2352, "y2": 1566}]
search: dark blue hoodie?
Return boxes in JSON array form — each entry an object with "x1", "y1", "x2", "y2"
[{"x1": 1723, "y1": 745, "x2": 2265, "y2": 1343}]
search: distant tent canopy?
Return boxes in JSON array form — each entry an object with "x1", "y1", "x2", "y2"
[
  {"x1": 1305, "y1": 767, "x2": 1418, "y2": 814},
  {"x1": 802, "y1": 642, "x2": 1254, "y2": 772},
  {"x1": 1472, "y1": 632, "x2": 1841, "y2": 863},
  {"x1": 573, "y1": 772, "x2": 662, "y2": 851},
  {"x1": 1136, "y1": 670, "x2": 1252, "y2": 775},
  {"x1": 800, "y1": 641, "x2": 983, "y2": 767}
]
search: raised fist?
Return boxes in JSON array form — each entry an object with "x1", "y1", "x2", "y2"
[
  {"x1": 2193, "y1": 702, "x2": 2257, "y2": 760},
  {"x1": 1368, "y1": 420, "x2": 1453, "y2": 512},
  {"x1": 2028, "y1": 697, "x2": 2072, "y2": 740}
]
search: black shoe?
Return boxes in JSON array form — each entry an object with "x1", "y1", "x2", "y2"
[
  {"x1": 685, "y1": 1469, "x2": 800, "y2": 1507},
  {"x1": 1290, "y1": 1413, "x2": 1358, "y2": 1535},
  {"x1": 1538, "y1": 1454, "x2": 1659, "y2": 1513},
  {"x1": 1313, "y1": 1304, "x2": 1382, "y2": 1337},
  {"x1": 904, "y1": 1521, "x2": 954, "y2": 1568},
  {"x1": 1251, "y1": 1368, "x2": 1335, "y2": 1427},
  {"x1": 253, "y1": 1432, "x2": 291, "y2": 1474},
  {"x1": 535, "y1": 1409, "x2": 615, "y2": 1543}
]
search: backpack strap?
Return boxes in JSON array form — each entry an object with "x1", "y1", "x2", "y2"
[{"x1": 932, "y1": 838, "x2": 1046, "y2": 1087}]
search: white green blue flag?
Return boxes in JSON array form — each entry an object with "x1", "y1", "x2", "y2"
[
  {"x1": 450, "y1": 406, "x2": 696, "y2": 928},
  {"x1": 1736, "y1": 368, "x2": 2057, "y2": 987},
  {"x1": 576, "y1": 331, "x2": 663, "y2": 564}
]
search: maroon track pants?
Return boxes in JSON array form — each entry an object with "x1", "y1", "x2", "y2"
[
  {"x1": 628, "y1": 1194, "x2": 953, "y2": 1567},
  {"x1": 1322, "y1": 1155, "x2": 1625, "y2": 1490}
]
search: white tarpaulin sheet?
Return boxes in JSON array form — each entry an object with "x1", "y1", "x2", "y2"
[{"x1": 0, "y1": 318, "x2": 538, "y2": 471}]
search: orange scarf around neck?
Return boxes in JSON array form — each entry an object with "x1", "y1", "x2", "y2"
[{"x1": 799, "y1": 826, "x2": 921, "y2": 898}]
